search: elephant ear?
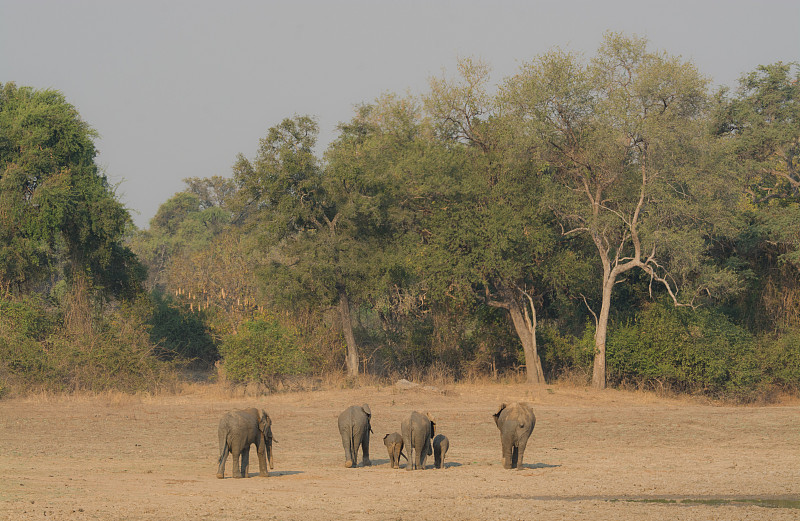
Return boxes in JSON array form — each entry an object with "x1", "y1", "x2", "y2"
[
  {"x1": 259, "y1": 410, "x2": 271, "y2": 433},
  {"x1": 493, "y1": 403, "x2": 507, "y2": 427},
  {"x1": 361, "y1": 404, "x2": 371, "y2": 418},
  {"x1": 426, "y1": 412, "x2": 436, "y2": 437},
  {"x1": 383, "y1": 433, "x2": 390, "y2": 441}
]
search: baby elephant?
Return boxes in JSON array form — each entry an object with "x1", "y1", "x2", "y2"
[
  {"x1": 433, "y1": 434, "x2": 449, "y2": 469},
  {"x1": 383, "y1": 432, "x2": 407, "y2": 469}
]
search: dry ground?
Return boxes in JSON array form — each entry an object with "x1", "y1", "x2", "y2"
[{"x1": 1, "y1": 382, "x2": 798, "y2": 520}]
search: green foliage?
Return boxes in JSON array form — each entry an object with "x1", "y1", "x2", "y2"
[
  {"x1": 218, "y1": 318, "x2": 310, "y2": 384},
  {"x1": 143, "y1": 292, "x2": 217, "y2": 363},
  {"x1": 0, "y1": 297, "x2": 175, "y2": 396},
  {"x1": 537, "y1": 322, "x2": 594, "y2": 378},
  {"x1": 0, "y1": 82, "x2": 138, "y2": 297},
  {"x1": 605, "y1": 300, "x2": 762, "y2": 398},
  {"x1": 757, "y1": 329, "x2": 800, "y2": 393}
]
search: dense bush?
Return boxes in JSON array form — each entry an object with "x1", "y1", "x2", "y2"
[
  {"x1": 756, "y1": 328, "x2": 800, "y2": 394},
  {"x1": 605, "y1": 300, "x2": 763, "y2": 399},
  {"x1": 218, "y1": 317, "x2": 310, "y2": 384},
  {"x1": 537, "y1": 322, "x2": 594, "y2": 380},
  {"x1": 147, "y1": 291, "x2": 217, "y2": 363},
  {"x1": 0, "y1": 297, "x2": 176, "y2": 396}
]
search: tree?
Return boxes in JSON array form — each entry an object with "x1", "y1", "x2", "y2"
[
  {"x1": 234, "y1": 115, "x2": 379, "y2": 376},
  {"x1": 715, "y1": 62, "x2": 800, "y2": 330},
  {"x1": 503, "y1": 34, "x2": 741, "y2": 388},
  {"x1": 0, "y1": 82, "x2": 140, "y2": 302},
  {"x1": 422, "y1": 58, "x2": 568, "y2": 383}
]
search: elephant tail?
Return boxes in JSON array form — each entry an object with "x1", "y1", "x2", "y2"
[
  {"x1": 349, "y1": 420, "x2": 356, "y2": 463},
  {"x1": 218, "y1": 441, "x2": 229, "y2": 467},
  {"x1": 400, "y1": 449, "x2": 408, "y2": 462}
]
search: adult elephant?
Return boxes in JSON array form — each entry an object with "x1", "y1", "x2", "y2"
[
  {"x1": 493, "y1": 402, "x2": 535, "y2": 469},
  {"x1": 216, "y1": 408, "x2": 274, "y2": 478},
  {"x1": 401, "y1": 411, "x2": 435, "y2": 470},
  {"x1": 337, "y1": 404, "x2": 372, "y2": 468}
]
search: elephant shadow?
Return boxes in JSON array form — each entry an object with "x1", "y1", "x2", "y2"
[
  {"x1": 443, "y1": 462, "x2": 462, "y2": 469},
  {"x1": 246, "y1": 470, "x2": 304, "y2": 477},
  {"x1": 371, "y1": 458, "x2": 391, "y2": 467},
  {"x1": 520, "y1": 462, "x2": 560, "y2": 470}
]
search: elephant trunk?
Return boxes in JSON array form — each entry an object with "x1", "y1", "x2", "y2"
[{"x1": 266, "y1": 434, "x2": 274, "y2": 470}]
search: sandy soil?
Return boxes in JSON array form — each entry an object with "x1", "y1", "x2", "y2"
[{"x1": 1, "y1": 382, "x2": 798, "y2": 520}]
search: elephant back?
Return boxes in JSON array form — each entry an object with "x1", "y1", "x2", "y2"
[{"x1": 494, "y1": 402, "x2": 535, "y2": 433}]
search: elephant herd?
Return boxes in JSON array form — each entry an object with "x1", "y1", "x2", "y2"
[{"x1": 216, "y1": 402, "x2": 535, "y2": 478}]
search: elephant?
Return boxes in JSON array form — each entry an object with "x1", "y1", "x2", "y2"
[
  {"x1": 383, "y1": 432, "x2": 407, "y2": 469},
  {"x1": 493, "y1": 402, "x2": 535, "y2": 469},
  {"x1": 337, "y1": 404, "x2": 372, "y2": 468},
  {"x1": 401, "y1": 411, "x2": 435, "y2": 470},
  {"x1": 433, "y1": 434, "x2": 449, "y2": 469},
  {"x1": 216, "y1": 408, "x2": 274, "y2": 478}
]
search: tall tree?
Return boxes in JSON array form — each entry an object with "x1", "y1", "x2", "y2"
[
  {"x1": 0, "y1": 82, "x2": 139, "y2": 301},
  {"x1": 235, "y1": 114, "x2": 412, "y2": 376},
  {"x1": 503, "y1": 34, "x2": 740, "y2": 388},
  {"x1": 715, "y1": 62, "x2": 800, "y2": 329},
  {"x1": 423, "y1": 58, "x2": 567, "y2": 383}
]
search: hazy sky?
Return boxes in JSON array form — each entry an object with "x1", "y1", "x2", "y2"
[{"x1": 2, "y1": 0, "x2": 798, "y2": 228}]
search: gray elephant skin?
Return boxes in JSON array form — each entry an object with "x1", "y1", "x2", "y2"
[
  {"x1": 493, "y1": 402, "x2": 535, "y2": 469},
  {"x1": 216, "y1": 408, "x2": 274, "y2": 478},
  {"x1": 383, "y1": 432, "x2": 407, "y2": 469},
  {"x1": 401, "y1": 411, "x2": 435, "y2": 470},
  {"x1": 338, "y1": 404, "x2": 372, "y2": 468},
  {"x1": 433, "y1": 434, "x2": 449, "y2": 469}
]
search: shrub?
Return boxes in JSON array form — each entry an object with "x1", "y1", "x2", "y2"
[
  {"x1": 146, "y1": 291, "x2": 217, "y2": 363},
  {"x1": 605, "y1": 300, "x2": 760, "y2": 398},
  {"x1": 538, "y1": 322, "x2": 593, "y2": 379},
  {"x1": 218, "y1": 317, "x2": 310, "y2": 384},
  {"x1": 0, "y1": 296, "x2": 177, "y2": 396},
  {"x1": 757, "y1": 328, "x2": 800, "y2": 393}
]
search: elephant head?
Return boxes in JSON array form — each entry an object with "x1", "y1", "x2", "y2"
[
  {"x1": 258, "y1": 409, "x2": 275, "y2": 469},
  {"x1": 425, "y1": 412, "x2": 436, "y2": 456},
  {"x1": 361, "y1": 404, "x2": 373, "y2": 434}
]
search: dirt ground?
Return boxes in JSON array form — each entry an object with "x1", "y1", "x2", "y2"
[{"x1": 1, "y1": 382, "x2": 798, "y2": 520}]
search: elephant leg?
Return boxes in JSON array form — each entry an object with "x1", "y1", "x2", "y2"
[
  {"x1": 393, "y1": 446, "x2": 401, "y2": 468},
  {"x1": 403, "y1": 434, "x2": 413, "y2": 470},
  {"x1": 516, "y1": 438, "x2": 529, "y2": 470},
  {"x1": 231, "y1": 450, "x2": 242, "y2": 478},
  {"x1": 415, "y1": 444, "x2": 424, "y2": 470},
  {"x1": 256, "y1": 444, "x2": 269, "y2": 477},
  {"x1": 502, "y1": 440, "x2": 514, "y2": 469},
  {"x1": 217, "y1": 444, "x2": 229, "y2": 479},
  {"x1": 341, "y1": 431, "x2": 354, "y2": 468},
  {"x1": 361, "y1": 431, "x2": 371, "y2": 466},
  {"x1": 241, "y1": 448, "x2": 250, "y2": 477}
]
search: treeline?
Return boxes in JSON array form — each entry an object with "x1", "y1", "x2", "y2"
[{"x1": 1, "y1": 34, "x2": 798, "y2": 400}]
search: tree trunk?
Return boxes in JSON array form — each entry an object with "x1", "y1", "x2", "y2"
[
  {"x1": 506, "y1": 299, "x2": 545, "y2": 384},
  {"x1": 338, "y1": 288, "x2": 359, "y2": 377},
  {"x1": 592, "y1": 276, "x2": 616, "y2": 390}
]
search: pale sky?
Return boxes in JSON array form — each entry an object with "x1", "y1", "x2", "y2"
[{"x1": 2, "y1": 0, "x2": 798, "y2": 228}]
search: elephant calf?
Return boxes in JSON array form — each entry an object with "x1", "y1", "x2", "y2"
[
  {"x1": 217, "y1": 408, "x2": 274, "y2": 479},
  {"x1": 493, "y1": 402, "x2": 535, "y2": 470},
  {"x1": 401, "y1": 411, "x2": 435, "y2": 470},
  {"x1": 338, "y1": 404, "x2": 372, "y2": 468},
  {"x1": 383, "y1": 432, "x2": 407, "y2": 469},
  {"x1": 433, "y1": 434, "x2": 449, "y2": 469}
]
